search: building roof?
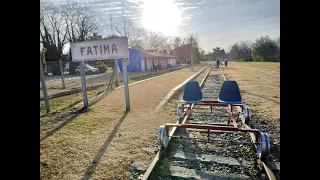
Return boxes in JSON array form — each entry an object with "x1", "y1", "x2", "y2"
[{"x1": 141, "y1": 51, "x2": 177, "y2": 58}]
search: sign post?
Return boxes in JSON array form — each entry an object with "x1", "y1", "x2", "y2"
[
  {"x1": 40, "y1": 55, "x2": 50, "y2": 113},
  {"x1": 59, "y1": 58, "x2": 65, "y2": 89},
  {"x1": 71, "y1": 37, "x2": 129, "y2": 110},
  {"x1": 191, "y1": 47, "x2": 194, "y2": 72},
  {"x1": 114, "y1": 59, "x2": 120, "y2": 86},
  {"x1": 122, "y1": 58, "x2": 130, "y2": 111},
  {"x1": 80, "y1": 61, "x2": 88, "y2": 108}
]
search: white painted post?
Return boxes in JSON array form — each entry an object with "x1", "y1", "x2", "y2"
[
  {"x1": 80, "y1": 61, "x2": 88, "y2": 108},
  {"x1": 191, "y1": 47, "x2": 194, "y2": 72},
  {"x1": 40, "y1": 55, "x2": 50, "y2": 112},
  {"x1": 59, "y1": 58, "x2": 65, "y2": 89},
  {"x1": 122, "y1": 58, "x2": 130, "y2": 111},
  {"x1": 114, "y1": 59, "x2": 120, "y2": 86}
]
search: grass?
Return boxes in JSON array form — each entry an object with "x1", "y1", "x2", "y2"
[
  {"x1": 191, "y1": 62, "x2": 208, "y2": 71},
  {"x1": 232, "y1": 62, "x2": 279, "y2": 76},
  {"x1": 106, "y1": 68, "x2": 113, "y2": 74},
  {"x1": 40, "y1": 88, "x2": 104, "y2": 117}
]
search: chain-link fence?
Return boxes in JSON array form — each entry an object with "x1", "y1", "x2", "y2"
[
  {"x1": 40, "y1": 56, "x2": 185, "y2": 116},
  {"x1": 40, "y1": 59, "x2": 112, "y2": 99}
]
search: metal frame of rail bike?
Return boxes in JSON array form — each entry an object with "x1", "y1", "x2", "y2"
[{"x1": 157, "y1": 80, "x2": 270, "y2": 159}]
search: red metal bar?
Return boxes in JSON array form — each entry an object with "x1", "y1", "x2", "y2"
[
  {"x1": 201, "y1": 100, "x2": 220, "y2": 103},
  {"x1": 165, "y1": 123, "x2": 260, "y2": 133},
  {"x1": 201, "y1": 100, "x2": 243, "y2": 106},
  {"x1": 195, "y1": 102, "x2": 244, "y2": 106},
  {"x1": 165, "y1": 126, "x2": 169, "y2": 135},
  {"x1": 182, "y1": 101, "x2": 244, "y2": 107},
  {"x1": 181, "y1": 104, "x2": 190, "y2": 109},
  {"x1": 195, "y1": 103, "x2": 229, "y2": 107}
]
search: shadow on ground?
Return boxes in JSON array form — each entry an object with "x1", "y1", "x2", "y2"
[{"x1": 81, "y1": 111, "x2": 129, "y2": 180}]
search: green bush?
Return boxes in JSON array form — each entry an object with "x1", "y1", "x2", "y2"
[
  {"x1": 233, "y1": 58, "x2": 245, "y2": 62},
  {"x1": 95, "y1": 64, "x2": 107, "y2": 73},
  {"x1": 96, "y1": 60, "x2": 105, "y2": 66}
]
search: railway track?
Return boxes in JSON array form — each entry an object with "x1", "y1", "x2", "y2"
[{"x1": 142, "y1": 66, "x2": 277, "y2": 180}]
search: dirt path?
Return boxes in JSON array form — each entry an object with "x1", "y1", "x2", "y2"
[{"x1": 40, "y1": 67, "x2": 210, "y2": 179}]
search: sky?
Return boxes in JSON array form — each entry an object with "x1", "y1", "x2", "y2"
[{"x1": 46, "y1": 0, "x2": 280, "y2": 53}]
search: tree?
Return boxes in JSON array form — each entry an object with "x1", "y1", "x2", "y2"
[
  {"x1": 186, "y1": 33, "x2": 198, "y2": 48},
  {"x1": 112, "y1": 18, "x2": 145, "y2": 49},
  {"x1": 182, "y1": 38, "x2": 186, "y2": 45},
  {"x1": 200, "y1": 49, "x2": 205, "y2": 56},
  {"x1": 40, "y1": 1, "x2": 69, "y2": 75},
  {"x1": 185, "y1": 33, "x2": 200, "y2": 63},
  {"x1": 40, "y1": 1, "x2": 68, "y2": 59},
  {"x1": 130, "y1": 39, "x2": 145, "y2": 51},
  {"x1": 61, "y1": 2, "x2": 99, "y2": 43},
  {"x1": 229, "y1": 41, "x2": 252, "y2": 61},
  {"x1": 251, "y1": 36, "x2": 279, "y2": 62},
  {"x1": 41, "y1": 1, "x2": 99, "y2": 60},
  {"x1": 276, "y1": 36, "x2": 280, "y2": 60},
  {"x1": 171, "y1": 33, "x2": 201, "y2": 64},
  {"x1": 141, "y1": 30, "x2": 170, "y2": 53},
  {"x1": 212, "y1": 47, "x2": 226, "y2": 60},
  {"x1": 238, "y1": 40, "x2": 252, "y2": 52},
  {"x1": 88, "y1": 32, "x2": 103, "y2": 40},
  {"x1": 173, "y1": 37, "x2": 182, "y2": 49},
  {"x1": 198, "y1": 48, "x2": 206, "y2": 61},
  {"x1": 229, "y1": 44, "x2": 241, "y2": 60},
  {"x1": 61, "y1": 1, "x2": 99, "y2": 74}
]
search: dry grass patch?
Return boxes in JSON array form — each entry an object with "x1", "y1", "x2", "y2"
[{"x1": 232, "y1": 62, "x2": 280, "y2": 77}]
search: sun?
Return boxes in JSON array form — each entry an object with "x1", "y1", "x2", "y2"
[{"x1": 142, "y1": 0, "x2": 182, "y2": 35}]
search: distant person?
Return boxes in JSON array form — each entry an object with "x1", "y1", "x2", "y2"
[
  {"x1": 224, "y1": 58, "x2": 228, "y2": 67},
  {"x1": 216, "y1": 58, "x2": 220, "y2": 68}
]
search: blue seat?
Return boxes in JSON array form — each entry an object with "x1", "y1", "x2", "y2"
[
  {"x1": 181, "y1": 81, "x2": 203, "y2": 104},
  {"x1": 218, "y1": 80, "x2": 243, "y2": 104}
]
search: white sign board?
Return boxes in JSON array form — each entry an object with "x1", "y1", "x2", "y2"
[{"x1": 71, "y1": 37, "x2": 129, "y2": 62}]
